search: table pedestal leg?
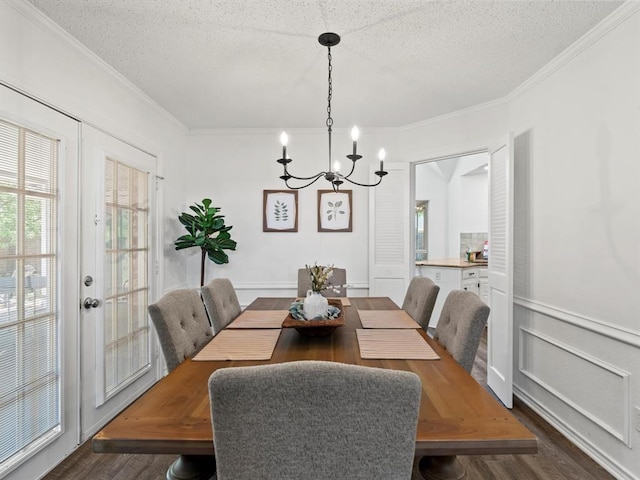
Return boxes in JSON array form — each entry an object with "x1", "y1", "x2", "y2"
[
  {"x1": 418, "y1": 455, "x2": 465, "y2": 480},
  {"x1": 166, "y1": 454, "x2": 216, "y2": 480}
]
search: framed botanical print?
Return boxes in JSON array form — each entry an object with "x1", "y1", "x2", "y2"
[
  {"x1": 317, "y1": 189, "x2": 352, "y2": 232},
  {"x1": 263, "y1": 190, "x2": 298, "y2": 232}
]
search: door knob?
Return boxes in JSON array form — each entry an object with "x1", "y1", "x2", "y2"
[{"x1": 83, "y1": 297, "x2": 101, "y2": 309}]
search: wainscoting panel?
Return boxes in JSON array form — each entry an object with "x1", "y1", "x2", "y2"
[{"x1": 519, "y1": 327, "x2": 630, "y2": 445}]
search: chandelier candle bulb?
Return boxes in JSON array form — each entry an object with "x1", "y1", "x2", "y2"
[
  {"x1": 351, "y1": 126, "x2": 359, "y2": 155},
  {"x1": 378, "y1": 148, "x2": 386, "y2": 172},
  {"x1": 280, "y1": 131, "x2": 288, "y2": 159},
  {"x1": 333, "y1": 160, "x2": 341, "y2": 172}
]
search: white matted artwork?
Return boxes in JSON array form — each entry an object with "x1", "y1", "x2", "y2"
[
  {"x1": 263, "y1": 190, "x2": 298, "y2": 232},
  {"x1": 317, "y1": 190, "x2": 352, "y2": 232}
]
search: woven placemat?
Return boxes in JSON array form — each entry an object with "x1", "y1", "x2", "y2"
[
  {"x1": 329, "y1": 297, "x2": 351, "y2": 307},
  {"x1": 193, "y1": 329, "x2": 281, "y2": 361},
  {"x1": 358, "y1": 310, "x2": 421, "y2": 329},
  {"x1": 227, "y1": 310, "x2": 288, "y2": 329},
  {"x1": 356, "y1": 329, "x2": 439, "y2": 360}
]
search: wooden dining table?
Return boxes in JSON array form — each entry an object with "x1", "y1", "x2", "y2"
[{"x1": 92, "y1": 297, "x2": 537, "y2": 480}]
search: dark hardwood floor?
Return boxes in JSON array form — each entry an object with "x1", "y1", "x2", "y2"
[{"x1": 44, "y1": 330, "x2": 615, "y2": 480}]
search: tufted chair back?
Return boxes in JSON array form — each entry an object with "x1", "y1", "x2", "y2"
[
  {"x1": 433, "y1": 290, "x2": 490, "y2": 372},
  {"x1": 201, "y1": 278, "x2": 242, "y2": 335},
  {"x1": 401, "y1": 276, "x2": 440, "y2": 330},
  {"x1": 297, "y1": 268, "x2": 347, "y2": 297},
  {"x1": 209, "y1": 361, "x2": 421, "y2": 479},
  {"x1": 148, "y1": 289, "x2": 213, "y2": 372}
]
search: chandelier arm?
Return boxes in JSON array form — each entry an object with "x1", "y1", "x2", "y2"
[
  {"x1": 284, "y1": 174, "x2": 327, "y2": 190},
  {"x1": 341, "y1": 161, "x2": 357, "y2": 179},
  {"x1": 283, "y1": 170, "x2": 329, "y2": 181},
  {"x1": 341, "y1": 175, "x2": 385, "y2": 188}
]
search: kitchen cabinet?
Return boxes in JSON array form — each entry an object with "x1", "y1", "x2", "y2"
[
  {"x1": 479, "y1": 268, "x2": 489, "y2": 304},
  {"x1": 416, "y1": 258, "x2": 487, "y2": 328},
  {"x1": 462, "y1": 268, "x2": 480, "y2": 295}
]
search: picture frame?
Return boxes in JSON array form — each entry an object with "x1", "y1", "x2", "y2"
[
  {"x1": 263, "y1": 190, "x2": 298, "y2": 232},
  {"x1": 317, "y1": 190, "x2": 352, "y2": 232}
]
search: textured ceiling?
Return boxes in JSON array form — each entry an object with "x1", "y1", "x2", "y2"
[{"x1": 27, "y1": 0, "x2": 622, "y2": 130}]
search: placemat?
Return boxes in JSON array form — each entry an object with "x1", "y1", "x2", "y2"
[
  {"x1": 193, "y1": 329, "x2": 281, "y2": 361},
  {"x1": 358, "y1": 309, "x2": 421, "y2": 329},
  {"x1": 227, "y1": 310, "x2": 289, "y2": 329},
  {"x1": 356, "y1": 329, "x2": 439, "y2": 360},
  {"x1": 329, "y1": 297, "x2": 351, "y2": 307}
]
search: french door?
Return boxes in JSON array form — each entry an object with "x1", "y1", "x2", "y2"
[
  {"x1": 79, "y1": 125, "x2": 159, "y2": 438},
  {"x1": 0, "y1": 85, "x2": 80, "y2": 480},
  {"x1": 486, "y1": 137, "x2": 515, "y2": 408}
]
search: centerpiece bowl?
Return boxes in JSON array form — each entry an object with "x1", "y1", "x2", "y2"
[{"x1": 282, "y1": 299, "x2": 344, "y2": 337}]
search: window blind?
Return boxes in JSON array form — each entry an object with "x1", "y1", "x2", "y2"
[{"x1": 0, "y1": 119, "x2": 60, "y2": 469}]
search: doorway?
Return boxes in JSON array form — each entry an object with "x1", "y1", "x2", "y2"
[{"x1": 413, "y1": 152, "x2": 489, "y2": 264}]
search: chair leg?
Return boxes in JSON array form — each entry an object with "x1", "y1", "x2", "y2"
[
  {"x1": 165, "y1": 454, "x2": 216, "y2": 480},
  {"x1": 418, "y1": 455, "x2": 465, "y2": 480}
]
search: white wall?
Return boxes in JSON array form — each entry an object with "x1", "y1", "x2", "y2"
[
  {"x1": 509, "y1": 6, "x2": 640, "y2": 479},
  {"x1": 415, "y1": 162, "x2": 448, "y2": 259},
  {"x1": 446, "y1": 153, "x2": 489, "y2": 256},
  {"x1": 182, "y1": 127, "x2": 397, "y2": 304}
]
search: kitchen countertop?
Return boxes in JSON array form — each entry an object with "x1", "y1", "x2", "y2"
[{"x1": 416, "y1": 258, "x2": 488, "y2": 268}]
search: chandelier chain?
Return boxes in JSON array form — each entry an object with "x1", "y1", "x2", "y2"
[{"x1": 326, "y1": 47, "x2": 333, "y2": 129}]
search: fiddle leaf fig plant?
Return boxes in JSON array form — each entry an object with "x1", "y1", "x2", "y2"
[{"x1": 174, "y1": 198, "x2": 237, "y2": 286}]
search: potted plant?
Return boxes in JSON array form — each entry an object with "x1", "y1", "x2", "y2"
[{"x1": 174, "y1": 198, "x2": 237, "y2": 286}]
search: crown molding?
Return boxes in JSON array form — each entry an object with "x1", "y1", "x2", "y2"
[
  {"x1": 7, "y1": 0, "x2": 188, "y2": 134},
  {"x1": 508, "y1": 1, "x2": 640, "y2": 102},
  {"x1": 397, "y1": 97, "x2": 508, "y2": 133}
]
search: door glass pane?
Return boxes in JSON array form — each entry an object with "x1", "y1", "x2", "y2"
[
  {"x1": 0, "y1": 119, "x2": 60, "y2": 468},
  {"x1": 103, "y1": 158, "x2": 150, "y2": 397}
]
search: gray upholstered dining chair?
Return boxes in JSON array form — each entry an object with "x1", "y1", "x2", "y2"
[
  {"x1": 401, "y1": 276, "x2": 440, "y2": 330},
  {"x1": 208, "y1": 360, "x2": 421, "y2": 480},
  {"x1": 147, "y1": 289, "x2": 213, "y2": 372},
  {"x1": 433, "y1": 290, "x2": 490, "y2": 373},
  {"x1": 201, "y1": 278, "x2": 241, "y2": 335},
  {"x1": 297, "y1": 267, "x2": 347, "y2": 297}
]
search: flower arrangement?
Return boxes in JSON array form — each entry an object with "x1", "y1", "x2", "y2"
[{"x1": 305, "y1": 263, "x2": 340, "y2": 294}]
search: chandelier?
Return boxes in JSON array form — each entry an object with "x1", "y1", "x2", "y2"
[{"x1": 277, "y1": 32, "x2": 388, "y2": 191}]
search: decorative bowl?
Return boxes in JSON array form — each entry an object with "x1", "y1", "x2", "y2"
[{"x1": 282, "y1": 299, "x2": 344, "y2": 337}]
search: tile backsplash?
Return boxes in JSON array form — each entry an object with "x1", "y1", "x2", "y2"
[{"x1": 460, "y1": 232, "x2": 488, "y2": 258}]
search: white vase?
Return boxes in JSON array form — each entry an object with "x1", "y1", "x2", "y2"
[{"x1": 303, "y1": 290, "x2": 328, "y2": 320}]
